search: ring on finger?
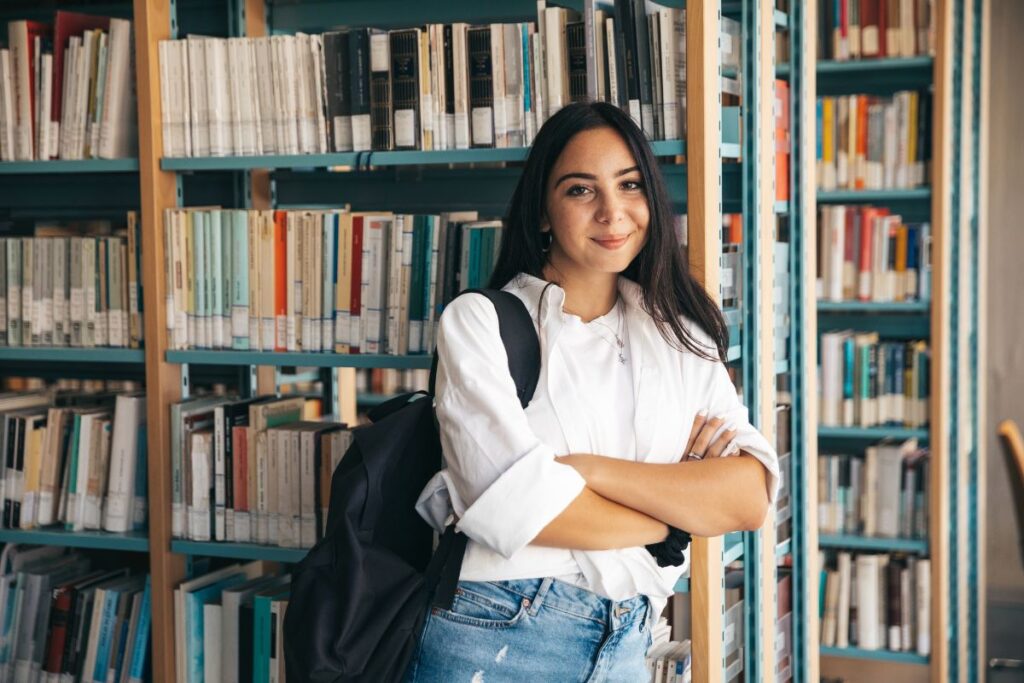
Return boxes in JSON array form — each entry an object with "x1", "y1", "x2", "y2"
[{"x1": 688, "y1": 451, "x2": 704, "y2": 461}]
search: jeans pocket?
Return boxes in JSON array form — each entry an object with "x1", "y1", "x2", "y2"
[{"x1": 431, "y1": 580, "x2": 530, "y2": 630}]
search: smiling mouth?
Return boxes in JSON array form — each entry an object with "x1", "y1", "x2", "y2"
[{"x1": 592, "y1": 234, "x2": 631, "y2": 249}]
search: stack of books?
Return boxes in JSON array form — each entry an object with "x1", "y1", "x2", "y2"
[
  {"x1": 157, "y1": 2, "x2": 696, "y2": 158},
  {"x1": 0, "y1": 546, "x2": 150, "y2": 682},
  {"x1": 0, "y1": 213, "x2": 144, "y2": 349},
  {"x1": 819, "y1": 440, "x2": 929, "y2": 539},
  {"x1": 816, "y1": 0, "x2": 936, "y2": 61},
  {"x1": 173, "y1": 561, "x2": 289, "y2": 683},
  {"x1": 817, "y1": 205, "x2": 931, "y2": 302},
  {"x1": 819, "y1": 333, "x2": 929, "y2": 428},
  {"x1": 171, "y1": 394, "x2": 350, "y2": 548},
  {"x1": 0, "y1": 388, "x2": 147, "y2": 534},
  {"x1": 819, "y1": 550, "x2": 931, "y2": 656},
  {"x1": 0, "y1": 12, "x2": 137, "y2": 162}
]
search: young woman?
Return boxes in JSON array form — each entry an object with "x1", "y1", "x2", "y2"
[{"x1": 407, "y1": 101, "x2": 779, "y2": 682}]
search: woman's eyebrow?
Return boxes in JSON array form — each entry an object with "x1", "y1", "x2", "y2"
[{"x1": 553, "y1": 166, "x2": 640, "y2": 188}]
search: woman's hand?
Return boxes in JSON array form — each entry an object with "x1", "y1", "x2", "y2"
[{"x1": 683, "y1": 410, "x2": 739, "y2": 461}]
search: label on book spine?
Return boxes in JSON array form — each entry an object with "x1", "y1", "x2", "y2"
[
  {"x1": 352, "y1": 115, "x2": 371, "y2": 151},
  {"x1": 471, "y1": 107, "x2": 493, "y2": 145},
  {"x1": 394, "y1": 109, "x2": 416, "y2": 148}
]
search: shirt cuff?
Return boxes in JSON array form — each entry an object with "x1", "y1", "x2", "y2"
[
  {"x1": 455, "y1": 444, "x2": 587, "y2": 559},
  {"x1": 730, "y1": 432, "x2": 781, "y2": 504}
]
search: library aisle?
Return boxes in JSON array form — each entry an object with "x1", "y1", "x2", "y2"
[{"x1": 0, "y1": 0, "x2": 1018, "y2": 682}]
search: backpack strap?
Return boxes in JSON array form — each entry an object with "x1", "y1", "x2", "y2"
[
  {"x1": 428, "y1": 288, "x2": 541, "y2": 409},
  {"x1": 427, "y1": 288, "x2": 542, "y2": 611}
]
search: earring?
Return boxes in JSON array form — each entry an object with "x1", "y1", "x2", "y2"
[{"x1": 540, "y1": 231, "x2": 553, "y2": 253}]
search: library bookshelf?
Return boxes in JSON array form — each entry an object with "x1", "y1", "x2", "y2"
[{"x1": 810, "y1": 1, "x2": 988, "y2": 683}]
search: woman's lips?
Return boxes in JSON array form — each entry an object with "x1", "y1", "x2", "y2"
[{"x1": 592, "y1": 234, "x2": 630, "y2": 250}]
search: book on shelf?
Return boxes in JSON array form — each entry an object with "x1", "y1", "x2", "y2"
[
  {"x1": 173, "y1": 562, "x2": 289, "y2": 683},
  {"x1": 170, "y1": 393, "x2": 350, "y2": 548},
  {"x1": 0, "y1": 212, "x2": 144, "y2": 349},
  {"x1": 0, "y1": 13, "x2": 137, "y2": 162},
  {"x1": 819, "y1": 332, "x2": 929, "y2": 429},
  {"x1": 819, "y1": 440, "x2": 929, "y2": 539},
  {"x1": 819, "y1": 549, "x2": 930, "y2": 656},
  {"x1": 817, "y1": 0, "x2": 936, "y2": 61},
  {"x1": 817, "y1": 205, "x2": 931, "y2": 303},
  {"x1": 0, "y1": 546, "x2": 150, "y2": 683},
  {"x1": 156, "y1": 1, "x2": 702, "y2": 159},
  {"x1": 644, "y1": 617, "x2": 691, "y2": 683},
  {"x1": 816, "y1": 91, "x2": 931, "y2": 192},
  {"x1": 0, "y1": 387, "x2": 147, "y2": 534}
]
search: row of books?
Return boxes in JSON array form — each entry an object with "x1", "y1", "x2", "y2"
[
  {"x1": 819, "y1": 333, "x2": 929, "y2": 429},
  {"x1": 157, "y1": 0, "x2": 693, "y2": 158},
  {"x1": 0, "y1": 388, "x2": 147, "y2": 534},
  {"x1": 817, "y1": 0, "x2": 935, "y2": 61},
  {"x1": 0, "y1": 13, "x2": 137, "y2": 162},
  {"x1": 171, "y1": 393, "x2": 350, "y2": 547},
  {"x1": 645, "y1": 622, "x2": 691, "y2": 683},
  {"x1": 818, "y1": 440, "x2": 929, "y2": 539},
  {"x1": 819, "y1": 551, "x2": 931, "y2": 655},
  {"x1": 355, "y1": 368, "x2": 430, "y2": 399},
  {"x1": 816, "y1": 92, "x2": 931, "y2": 191},
  {"x1": 816, "y1": 205, "x2": 931, "y2": 303},
  {"x1": 164, "y1": 208, "x2": 502, "y2": 355},
  {"x1": 174, "y1": 561, "x2": 289, "y2": 683},
  {"x1": 0, "y1": 213, "x2": 145, "y2": 349},
  {"x1": 0, "y1": 546, "x2": 150, "y2": 683}
]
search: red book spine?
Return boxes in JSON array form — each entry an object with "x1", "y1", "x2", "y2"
[
  {"x1": 350, "y1": 216, "x2": 364, "y2": 354},
  {"x1": 43, "y1": 586, "x2": 75, "y2": 674},
  {"x1": 232, "y1": 425, "x2": 248, "y2": 512},
  {"x1": 273, "y1": 211, "x2": 288, "y2": 351}
]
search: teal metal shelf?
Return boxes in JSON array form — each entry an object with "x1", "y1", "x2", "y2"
[
  {"x1": 821, "y1": 646, "x2": 929, "y2": 665},
  {"x1": 171, "y1": 540, "x2": 308, "y2": 563},
  {"x1": 724, "y1": 531, "x2": 744, "y2": 565},
  {"x1": 0, "y1": 347, "x2": 146, "y2": 363},
  {"x1": 775, "y1": 200, "x2": 789, "y2": 214},
  {"x1": 775, "y1": 359, "x2": 789, "y2": 375},
  {"x1": 817, "y1": 188, "x2": 931, "y2": 203},
  {"x1": 0, "y1": 528, "x2": 149, "y2": 552},
  {"x1": 162, "y1": 140, "x2": 702, "y2": 171},
  {"x1": 817, "y1": 56, "x2": 934, "y2": 75},
  {"x1": 819, "y1": 426, "x2": 930, "y2": 441},
  {"x1": 775, "y1": 538, "x2": 792, "y2": 561},
  {"x1": 819, "y1": 534, "x2": 928, "y2": 554},
  {"x1": 0, "y1": 159, "x2": 139, "y2": 174},
  {"x1": 166, "y1": 350, "x2": 434, "y2": 370},
  {"x1": 674, "y1": 577, "x2": 689, "y2": 593},
  {"x1": 818, "y1": 300, "x2": 930, "y2": 314}
]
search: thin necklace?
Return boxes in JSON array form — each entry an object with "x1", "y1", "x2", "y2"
[{"x1": 586, "y1": 299, "x2": 628, "y2": 364}]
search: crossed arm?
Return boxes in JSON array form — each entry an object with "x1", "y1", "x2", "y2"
[{"x1": 530, "y1": 415, "x2": 772, "y2": 551}]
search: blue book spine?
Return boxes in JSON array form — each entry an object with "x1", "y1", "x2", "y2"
[
  {"x1": 253, "y1": 594, "x2": 272, "y2": 683},
  {"x1": 187, "y1": 574, "x2": 248, "y2": 683},
  {"x1": 468, "y1": 227, "x2": 480, "y2": 290},
  {"x1": 322, "y1": 214, "x2": 336, "y2": 352},
  {"x1": 128, "y1": 577, "x2": 151, "y2": 683},
  {"x1": 521, "y1": 23, "x2": 531, "y2": 116},
  {"x1": 842, "y1": 335, "x2": 855, "y2": 406},
  {"x1": 816, "y1": 99, "x2": 823, "y2": 162},
  {"x1": 93, "y1": 588, "x2": 120, "y2": 683},
  {"x1": 231, "y1": 210, "x2": 250, "y2": 350},
  {"x1": 421, "y1": 216, "x2": 434, "y2": 353}
]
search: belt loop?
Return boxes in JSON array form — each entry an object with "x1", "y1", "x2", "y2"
[{"x1": 527, "y1": 577, "x2": 554, "y2": 617}]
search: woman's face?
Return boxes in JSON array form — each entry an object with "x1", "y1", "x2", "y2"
[{"x1": 542, "y1": 126, "x2": 651, "y2": 280}]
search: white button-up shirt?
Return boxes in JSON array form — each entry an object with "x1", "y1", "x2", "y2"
[{"x1": 415, "y1": 273, "x2": 780, "y2": 614}]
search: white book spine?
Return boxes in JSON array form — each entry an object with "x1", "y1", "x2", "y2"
[{"x1": 102, "y1": 395, "x2": 143, "y2": 533}]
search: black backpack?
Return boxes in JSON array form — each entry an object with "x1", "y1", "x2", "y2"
[{"x1": 283, "y1": 289, "x2": 541, "y2": 683}]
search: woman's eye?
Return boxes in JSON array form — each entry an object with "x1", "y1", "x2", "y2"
[
  {"x1": 566, "y1": 185, "x2": 592, "y2": 197},
  {"x1": 621, "y1": 180, "x2": 644, "y2": 192}
]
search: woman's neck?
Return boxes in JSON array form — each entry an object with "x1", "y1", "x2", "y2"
[{"x1": 542, "y1": 264, "x2": 619, "y2": 323}]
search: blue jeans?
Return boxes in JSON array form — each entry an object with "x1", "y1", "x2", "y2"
[{"x1": 403, "y1": 577, "x2": 653, "y2": 682}]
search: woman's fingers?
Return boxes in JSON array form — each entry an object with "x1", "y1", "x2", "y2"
[
  {"x1": 690, "y1": 415, "x2": 725, "y2": 458},
  {"x1": 684, "y1": 410, "x2": 709, "y2": 456},
  {"x1": 704, "y1": 427, "x2": 738, "y2": 458}
]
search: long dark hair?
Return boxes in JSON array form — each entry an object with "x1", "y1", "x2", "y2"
[{"x1": 489, "y1": 101, "x2": 728, "y2": 362}]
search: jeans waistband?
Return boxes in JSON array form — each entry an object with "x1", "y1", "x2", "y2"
[{"x1": 477, "y1": 577, "x2": 650, "y2": 629}]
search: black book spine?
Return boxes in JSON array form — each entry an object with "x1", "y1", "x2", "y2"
[
  {"x1": 614, "y1": 0, "x2": 639, "y2": 114},
  {"x1": 631, "y1": 0, "x2": 654, "y2": 136},
  {"x1": 567, "y1": 22, "x2": 588, "y2": 103},
  {"x1": 467, "y1": 26, "x2": 494, "y2": 148},
  {"x1": 323, "y1": 31, "x2": 352, "y2": 152},
  {"x1": 349, "y1": 29, "x2": 371, "y2": 117},
  {"x1": 2, "y1": 416, "x2": 13, "y2": 528},
  {"x1": 390, "y1": 29, "x2": 421, "y2": 150},
  {"x1": 444, "y1": 25, "x2": 455, "y2": 116},
  {"x1": 11, "y1": 417, "x2": 25, "y2": 528},
  {"x1": 239, "y1": 602, "x2": 255, "y2": 683},
  {"x1": 369, "y1": 30, "x2": 394, "y2": 151}
]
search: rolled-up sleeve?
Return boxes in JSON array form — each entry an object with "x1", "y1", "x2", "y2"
[
  {"x1": 691, "y1": 327, "x2": 781, "y2": 503},
  {"x1": 427, "y1": 293, "x2": 586, "y2": 559}
]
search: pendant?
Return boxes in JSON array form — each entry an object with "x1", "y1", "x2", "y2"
[{"x1": 618, "y1": 353, "x2": 627, "y2": 364}]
